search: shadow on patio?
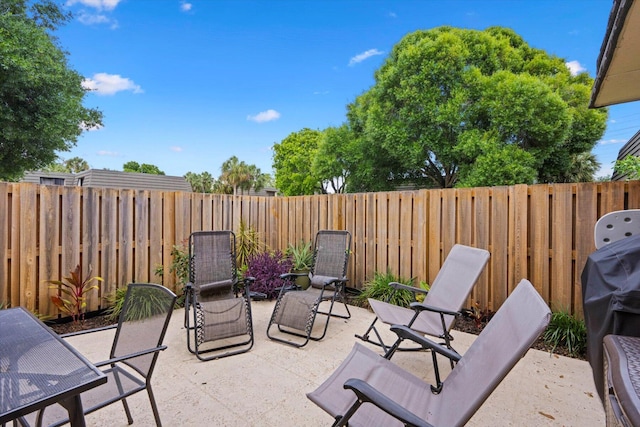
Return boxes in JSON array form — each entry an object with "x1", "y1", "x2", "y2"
[{"x1": 65, "y1": 300, "x2": 604, "y2": 426}]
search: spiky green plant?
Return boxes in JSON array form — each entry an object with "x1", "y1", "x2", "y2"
[
  {"x1": 358, "y1": 269, "x2": 416, "y2": 308},
  {"x1": 236, "y1": 219, "x2": 263, "y2": 269},
  {"x1": 105, "y1": 286, "x2": 172, "y2": 321},
  {"x1": 543, "y1": 309, "x2": 587, "y2": 357}
]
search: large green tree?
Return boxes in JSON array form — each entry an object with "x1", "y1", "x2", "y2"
[
  {"x1": 346, "y1": 26, "x2": 608, "y2": 189},
  {"x1": 123, "y1": 161, "x2": 165, "y2": 175},
  {"x1": 312, "y1": 125, "x2": 354, "y2": 193},
  {"x1": 0, "y1": 0, "x2": 102, "y2": 181},
  {"x1": 273, "y1": 128, "x2": 322, "y2": 196}
]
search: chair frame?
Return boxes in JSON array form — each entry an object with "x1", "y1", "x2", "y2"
[
  {"x1": 24, "y1": 283, "x2": 176, "y2": 427},
  {"x1": 356, "y1": 244, "x2": 489, "y2": 356},
  {"x1": 266, "y1": 230, "x2": 351, "y2": 348},
  {"x1": 308, "y1": 279, "x2": 550, "y2": 427},
  {"x1": 184, "y1": 230, "x2": 255, "y2": 361}
]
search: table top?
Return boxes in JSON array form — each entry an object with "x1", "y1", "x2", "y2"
[{"x1": 0, "y1": 307, "x2": 106, "y2": 423}]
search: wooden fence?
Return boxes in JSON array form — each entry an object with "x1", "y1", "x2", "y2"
[{"x1": 1, "y1": 181, "x2": 638, "y2": 318}]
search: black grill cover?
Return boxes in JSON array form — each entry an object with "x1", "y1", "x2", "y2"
[{"x1": 581, "y1": 234, "x2": 640, "y2": 404}]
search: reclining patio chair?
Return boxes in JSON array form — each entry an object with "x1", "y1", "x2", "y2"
[
  {"x1": 356, "y1": 244, "x2": 489, "y2": 356},
  {"x1": 20, "y1": 283, "x2": 176, "y2": 427},
  {"x1": 184, "y1": 230, "x2": 255, "y2": 361},
  {"x1": 308, "y1": 279, "x2": 550, "y2": 427},
  {"x1": 594, "y1": 209, "x2": 640, "y2": 249},
  {"x1": 267, "y1": 230, "x2": 351, "y2": 347}
]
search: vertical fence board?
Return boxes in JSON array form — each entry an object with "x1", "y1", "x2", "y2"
[
  {"x1": 489, "y1": 187, "x2": 509, "y2": 311},
  {"x1": 399, "y1": 192, "x2": 413, "y2": 281},
  {"x1": 149, "y1": 192, "x2": 163, "y2": 284},
  {"x1": 38, "y1": 185, "x2": 59, "y2": 316},
  {"x1": 101, "y1": 188, "x2": 118, "y2": 296},
  {"x1": 551, "y1": 184, "x2": 573, "y2": 311},
  {"x1": 387, "y1": 192, "x2": 400, "y2": 276},
  {"x1": 82, "y1": 188, "x2": 101, "y2": 311},
  {"x1": 118, "y1": 190, "x2": 134, "y2": 285},
  {"x1": 19, "y1": 185, "x2": 37, "y2": 311},
  {"x1": 529, "y1": 185, "x2": 550, "y2": 300}
]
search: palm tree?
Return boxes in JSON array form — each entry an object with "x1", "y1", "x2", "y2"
[{"x1": 220, "y1": 156, "x2": 253, "y2": 195}]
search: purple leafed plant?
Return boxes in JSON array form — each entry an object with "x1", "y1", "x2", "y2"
[{"x1": 244, "y1": 250, "x2": 293, "y2": 299}]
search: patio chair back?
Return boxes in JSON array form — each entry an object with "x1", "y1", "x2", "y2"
[
  {"x1": 421, "y1": 244, "x2": 491, "y2": 332},
  {"x1": 190, "y1": 230, "x2": 237, "y2": 296},
  {"x1": 111, "y1": 283, "x2": 176, "y2": 377},
  {"x1": 594, "y1": 209, "x2": 640, "y2": 249},
  {"x1": 309, "y1": 230, "x2": 351, "y2": 289}
]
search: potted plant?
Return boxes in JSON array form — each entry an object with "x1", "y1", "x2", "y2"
[{"x1": 287, "y1": 240, "x2": 314, "y2": 289}]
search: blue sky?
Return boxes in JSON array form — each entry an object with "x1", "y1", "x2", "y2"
[{"x1": 57, "y1": 0, "x2": 638, "y2": 180}]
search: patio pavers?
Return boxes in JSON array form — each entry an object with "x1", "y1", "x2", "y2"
[{"x1": 64, "y1": 300, "x2": 604, "y2": 426}]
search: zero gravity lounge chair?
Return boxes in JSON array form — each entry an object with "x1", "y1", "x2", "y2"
[
  {"x1": 307, "y1": 279, "x2": 551, "y2": 427},
  {"x1": 356, "y1": 244, "x2": 490, "y2": 355},
  {"x1": 184, "y1": 230, "x2": 255, "y2": 361},
  {"x1": 267, "y1": 230, "x2": 351, "y2": 348}
]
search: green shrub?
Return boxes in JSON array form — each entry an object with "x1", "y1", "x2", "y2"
[
  {"x1": 358, "y1": 269, "x2": 418, "y2": 308},
  {"x1": 543, "y1": 309, "x2": 587, "y2": 357},
  {"x1": 105, "y1": 286, "x2": 172, "y2": 321}
]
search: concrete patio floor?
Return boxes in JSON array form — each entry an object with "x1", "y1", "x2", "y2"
[{"x1": 65, "y1": 299, "x2": 604, "y2": 426}]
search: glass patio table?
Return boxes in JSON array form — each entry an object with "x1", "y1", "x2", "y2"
[{"x1": 0, "y1": 307, "x2": 106, "y2": 426}]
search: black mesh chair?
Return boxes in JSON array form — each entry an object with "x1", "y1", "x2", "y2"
[
  {"x1": 267, "y1": 230, "x2": 351, "y2": 347},
  {"x1": 20, "y1": 283, "x2": 176, "y2": 427},
  {"x1": 184, "y1": 230, "x2": 255, "y2": 361}
]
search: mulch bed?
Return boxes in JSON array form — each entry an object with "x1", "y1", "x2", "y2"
[
  {"x1": 47, "y1": 305, "x2": 585, "y2": 360},
  {"x1": 453, "y1": 314, "x2": 585, "y2": 360}
]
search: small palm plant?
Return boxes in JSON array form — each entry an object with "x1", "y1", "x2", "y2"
[{"x1": 47, "y1": 264, "x2": 102, "y2": 323}]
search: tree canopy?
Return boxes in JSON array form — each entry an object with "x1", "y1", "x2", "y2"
[
  {"x1": 343, "y1": 26, "x2": 608, "y2": 189},
  {"x1": 184, "y1": 156, "x2": 270, "y2": 195},
  {"x1": 123, "y1": 161, "x2": 165, "y2": 175},
  {"x1": 273, "y1": 128, "x2": 323, "y2": 196},
  {"x1": 0, "y1": 0, "x2": 102, "y2": 181}
]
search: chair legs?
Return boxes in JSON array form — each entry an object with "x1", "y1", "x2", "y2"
[
  {"x1": 187, "y1": 294, "x2": 255, "y2": 361},
  {"x1": 266, "y1": 289, "x2": 351, "y2": 347}
]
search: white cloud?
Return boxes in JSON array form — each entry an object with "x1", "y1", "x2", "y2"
[
  {"x1": 97, "y1": 150, "x2": 120, "y2": 156},
  {"x1": 82, "y1": 73, "x2": 143, "y2": 95},
  {"x1": 247, "y1": 109, "x2": 281, "y2": 123},
  {"x1": 77, "y1": 13, "x2": 109, "y2": 25},
  {"x1": 170, "y1": 146, "x2": 183, "y2": 152},
  {"x1": 349, "y1": 49, "x2": 384, "y2": 66},
  {"x1": 180, "y1": 1, "x2": 193, "y2": 12},
  {"x1": 313, "y1": 90, "x2": 329, "y2": 95},
  {"x1": 566, "y1": 60, "x2": 586, "y2": 76},
  {"x1": 599, "y1": 138, "x2": 627, "y2": 145},
  {"x1": 66, "y1": 0, "x2": 121, "y2": 11},
  {"x1": 388, "y1": 12, "x2": 397, "y2": 18}
]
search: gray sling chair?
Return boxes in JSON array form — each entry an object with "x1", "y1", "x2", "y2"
[
  {"x1": 594, "y1": 209, "x2": 640, "y2": 249},
  {"x1": 308, "y1": 279, "x2": 551, "y2": 427},
  {"x1": 184, "y1": 230, "x2": 255, "y2": 361},
  {"x1": 19, "y1": 283, "x2": 176, "y2": 427},
  {"x1": 267, "y1": 230, "x2": 351, "y2": 348},
  {"x1": 356, "y1": 244, "x2": 490, "y2": 356}
]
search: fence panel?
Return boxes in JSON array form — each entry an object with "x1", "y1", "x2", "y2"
[{"x1": 1, "y1": 181, "x2": 638, "y2": 318}]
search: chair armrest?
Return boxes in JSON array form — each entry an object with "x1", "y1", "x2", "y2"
[
  {"x1": 60, "y1": 323, "x2": 118, "y2": 338},
  {"x1": 94, "y1": 345, "x2": 168, "y2": 367},
  {"x1": 342, "y1": 378, "x2": 434, "y2": 427},
  {"x1": 409, "y1": 302, "x2": 460, "y2": 317},
  {"x1": 390, "y1": 325, "x2": 461, "y2": 362},
  {"x1": 389, "y1": 282, "x2": 428, "y2": 295}
]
